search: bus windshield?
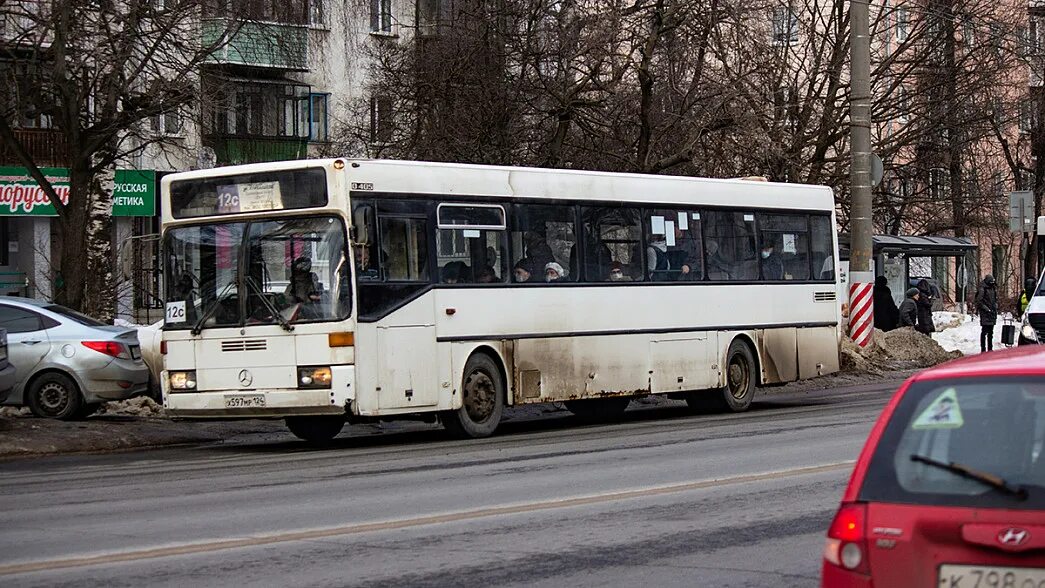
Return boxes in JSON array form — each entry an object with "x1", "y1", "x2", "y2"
[{"x1": 164, "y1": 215, "x2": 351, "y2": 330}]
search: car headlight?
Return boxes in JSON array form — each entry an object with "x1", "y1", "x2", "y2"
[
  {"x1": 1022, "y1": 323, "x2": 1038, "y2": 341},
  {"x1": 298, "y1": 366, "x2": 332, "y2": 389},
  {"x1": 169, "y1": 370, "x2": 197, "y2": 390}
]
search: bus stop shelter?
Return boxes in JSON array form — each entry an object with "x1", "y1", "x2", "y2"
[{"x1": 839, "y1": 234, "x2": 978, "y2": 307}]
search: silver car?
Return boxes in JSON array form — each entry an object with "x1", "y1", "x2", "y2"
[{"x1": 0, "y1": 297, "x2": 149, "y2": 419}]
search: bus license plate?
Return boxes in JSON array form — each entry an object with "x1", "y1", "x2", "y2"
[
  {"x1": 939, "y1": 565, "x2": 1045, "y2": 588},
  {"x1": 224, "y1": 394, "x2": 265, "y2": 409}
]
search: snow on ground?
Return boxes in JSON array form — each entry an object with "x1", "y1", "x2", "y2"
[{"x1": 932, "y1": 311, "x2": 1014, "y2": 356}]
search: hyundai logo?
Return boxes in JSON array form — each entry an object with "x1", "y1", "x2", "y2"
[
  {"x1": 238, "y1": 369, "x2": 253, "y2": 387},
  {"x1": 997, "y1": 528, "x2": 1029, "y2": 546}
]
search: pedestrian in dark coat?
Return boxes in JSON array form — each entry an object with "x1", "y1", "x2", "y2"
[
  {"x1": 873, "y1": 275, "x2": 899, "y2": 331},
  {"x1": 898, "y1": 288, "x2": 920, "y2": 329},
  {"x1": 915, "y1": 279, "x2": 936, "y2": 335},
  {"x1": 975, "y1": 275, "x2": 999, "y2": 352}
]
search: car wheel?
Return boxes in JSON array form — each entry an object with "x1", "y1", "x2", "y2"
[
  {"x1": 26, "y1": 372, "x2": 84, "y2": 420},
  {"x1": 442, "y1": 353, "x2": 505, "y2": 439},
  {"x1": 285, "y1": 415, "x2": 346, "y2": 443},
  {"x1": 686, "y1": 340, "x2": 756, "y2": 413},
  {"x1": 565, "y1": 397, "x2": 631, "y2": 422}
]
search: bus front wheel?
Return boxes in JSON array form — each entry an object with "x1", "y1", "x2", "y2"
[
  {"x1": 686, "y1": 340, "x2": 756, "y2": 413},
  {"x1": 285, "y1": 415, "x2": 346, "y2": 443},
  {"x1": 442, "y1": 353, "x2": 504, "y2": 439}
]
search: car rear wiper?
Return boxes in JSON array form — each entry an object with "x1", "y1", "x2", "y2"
[
  {"x1": 244, "y1": 277, "x2": 293, "y2": 332},
  {"x1": 910, "y1": 454, "x2": 1028, "y2": 500},
  {"x1": 190, "y1": 280, "x2": 237, "y2": 335}
]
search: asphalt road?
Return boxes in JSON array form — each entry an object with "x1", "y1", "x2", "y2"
[{"x1": 0, "y1": 377, "x2": 904, "y2": 588}]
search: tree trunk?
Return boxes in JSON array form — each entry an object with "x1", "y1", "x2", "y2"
[{"x1": 83, "y1": 160, "x2": 117, "y2": 322}]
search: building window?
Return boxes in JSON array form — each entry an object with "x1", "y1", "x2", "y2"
[
  {"x1": 371, "y1": 0, "x2": 392, "y2": 33},
  {"x1": 896, "y1": 8, "x2": 908, "y2": 42},
  {"x1": 203, "y1": 79, "x2": 311, "y2": 139},
  {"x1": 150, "y1": 110, "x2": 183, "y2": 136},
  {"x1": 896, "y1": 84, "x2": 909, "y2": 123},
  {"x1": 370, "y1": 95, "x2": 393, "y2": 143},
  {"x1": 772, "y1": 6, "x2": 799, "y2": 45},
  {"x1": 309, "y1": 0, "x2": 325, "y2": 26},
  {"x1": 1020, "y1": 100, "x2": 1037, "y2": 133},
  {"x1": 774, "y1": 86, "x2": 798, "y2": 130},
  {"x1": 929, "y1": 168, "x2": 950, "y2": 200},
  {"x1": 309, "y1": 93, "x2": 328, "y2": 141}
]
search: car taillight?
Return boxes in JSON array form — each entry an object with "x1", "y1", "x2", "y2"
[
  {"x1": 82, "y1": 341, "x2": 131, "y2": 360},
  {"x1": 160, "y1": 340, "x2": 167, "y2": 355},
  {"x1": 823, "y1": 502, "x2": 870, "y2": 575}
]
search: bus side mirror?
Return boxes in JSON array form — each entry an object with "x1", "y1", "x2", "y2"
[{"x1": 353, "y1": 206, "x2": 372, "y2": 245}]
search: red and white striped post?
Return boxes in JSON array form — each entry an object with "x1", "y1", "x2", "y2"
[{"x1": 848, "y1": 273, "x2": 874, "y2": 347}]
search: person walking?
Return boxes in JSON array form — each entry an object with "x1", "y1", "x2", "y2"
[
  {"x1": 898, "y1": 288, "x2": 919, "y2": 329},
  {"x1": 873, "y1": 275, "x2": 899, "y2": 331},
  {"x1": 915, "y1": 279, "x2": 936, "y2": 335},
  {"x1": 1019, "y1": 277, "x2": 1036, "y2": 317},
  {"x1": 975, "y1": 275, "x2": 999, "y2": 352}
]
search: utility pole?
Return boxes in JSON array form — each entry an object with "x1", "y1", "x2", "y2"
[{"x1": 848, "y1": 0, "x2": 875, "y2": 346}]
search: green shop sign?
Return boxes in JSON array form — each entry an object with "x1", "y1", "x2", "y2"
[{"x1": 0, "y1": 167, "x2": 156, "y2": 217}]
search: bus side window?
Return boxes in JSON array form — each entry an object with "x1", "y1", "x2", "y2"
[
  {"x1": 758, "y1": 213, "x2": 810, "y2": 281},
  {"x1": 810, "y1": 215, "x2": 835, "y2": 281},
  {"x1": 511, "y1": 204, "x2": 577, "y2": 283},
  {"x1": 704, "y1": 211, "x2": 758, "y2": 281},
  {"x1": 645, "y1": 209, "x2": 703, "y2": 282},
  {"x1": 379, "y1": 216, "x2": 429, "y2": 281},
  {"x1": 582, "y1": 207, "x2": 643, "y2": 282}
]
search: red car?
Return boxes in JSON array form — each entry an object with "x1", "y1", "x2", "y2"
[{"x1": 822, "y1": 346, "x2": 1045, "y2": 587}]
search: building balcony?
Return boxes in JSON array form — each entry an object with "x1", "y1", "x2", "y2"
[
  {"x1": 0, "y1": 128, "x2": 68, "y2": 167},
  {"x1": 203, "y1": 135, "x2": 308, "y2": 166},
  {"x1": 202, "y1": 19, "x2": 309, "y2": 71}
]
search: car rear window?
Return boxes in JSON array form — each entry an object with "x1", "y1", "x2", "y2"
[
  {"x1": 44, "y1": 305, "x2": 106, "y2": 327},
  {"x1": 859, "y1": 377, "x2": 1045, "y2": 510}
]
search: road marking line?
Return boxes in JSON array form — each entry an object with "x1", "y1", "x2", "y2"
[{"x1": 0, "y1": 460, "x2": 853, "y2": 576}]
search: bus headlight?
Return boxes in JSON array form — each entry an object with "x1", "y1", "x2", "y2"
[
  {"x1": 298, "y1": 366, "x2": 333, "y2": 389},
  {"x1": 169, "y1": 371, "x2": 197, "y2": 390}
]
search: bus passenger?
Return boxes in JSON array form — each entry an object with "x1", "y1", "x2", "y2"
[
  {"x1": 525, "y1": 232, "x2": 556, "y2": 271},
  {"x1": 670, "y1": 225, "x2": 702, "y2": 280},
  {"x1": 476, "y1": 266, "x2": 497, "y2": 283},
  {"x1": 545, "y1": 262, "x2": 565, "y2": 282},
  {"x1": 514, "y1": 259, "x2": 536, "y2": 283},
  {"x1": 647, "y1": 235, "x2": 670, "y2": 281},
  {"x1": 441, "y1": 265, "x2": 460, "y2": 284},
  {"x1": 286, "y1": 256, "x2": 322, "y2": 304},
  {"x1": 706, "y1": 239, "x2": 729, "y2": 279},
  {"x1": 608, "y1": 261, "x2": 627, "y2": 281},
  {"x1": 761, "y1": 242, "x2": 784, "y2": 280}
]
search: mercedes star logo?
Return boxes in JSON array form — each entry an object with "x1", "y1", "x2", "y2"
[
  {"x1": 997, "y1": 528, "x2": 1029, "y2": 546},
  {"x1": 238, "y1": 369, "x2": 253, "y2": 387}
]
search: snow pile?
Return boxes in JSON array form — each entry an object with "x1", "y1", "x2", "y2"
[
  {"x1": 0, "y1": 406, "x2": 30, "y2": 418},
  {"x1": 96, "y1": 396, "x2": 165, "y2": 418},
  {"x1": 842, "y1": 327, "x2": 961, "y2": 374},
  {"x1": 932, "y1": 311, "x2": 1012, "y2": 356}
]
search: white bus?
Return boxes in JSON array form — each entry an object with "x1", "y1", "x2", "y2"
[{"x1": 160, "y1": 159, "x2": 841, "y2": 441}]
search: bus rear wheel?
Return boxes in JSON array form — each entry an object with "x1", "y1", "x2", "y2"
[
  {"x1": 442, "y1": 353, "x2": 504, "y2": 439},
  {"x1": 686, "y1": 340, "x2": 756, "y2": 413},
  {"x1": 285, "y1": 415, "x2": 346, "y2": 443},
  {"x1": 565, "y1": 397, "x2": 630, "y2": 422}
]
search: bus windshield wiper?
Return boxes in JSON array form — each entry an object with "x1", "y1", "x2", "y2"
[
  {"x1": 910, "y1": 454, "x2": 1028, "y2": 500},
  {"x1": 190, "y1": 280, "x2": 236, "y2": 335},
  {"x1": 244, "y1": 277, "x2": 294, "y2": 332}
]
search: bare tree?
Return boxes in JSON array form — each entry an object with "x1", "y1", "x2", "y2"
[{"x1": 0, "y1": 0, "x2": 242, "y2": 319}]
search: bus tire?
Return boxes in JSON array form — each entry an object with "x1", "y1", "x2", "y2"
[
  {"x1": 565, "y1": 397, "x2": 630, "y2": 422},
  {"x1": 442, "y1": 353, "x2": 504, "y2": 439},
  {"x1": 686, "y1": 340, "x2": 755, "y2": 413},
  {"x1": 285, "y1": 415, "x2": 346, "y2": 443}
]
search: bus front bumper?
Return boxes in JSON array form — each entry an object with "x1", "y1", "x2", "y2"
[{"x1": 162, "y1": 366, "x2": 355, "y2": 418}]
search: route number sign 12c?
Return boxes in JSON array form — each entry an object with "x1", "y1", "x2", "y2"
[{"x1": 166, "y1": 301, "x2": 187, "y2": 323}]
